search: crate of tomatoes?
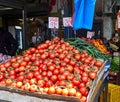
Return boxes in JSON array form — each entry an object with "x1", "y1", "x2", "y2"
[{"x1": 0, "y1": 37, "x2": 107, "y2": 102}]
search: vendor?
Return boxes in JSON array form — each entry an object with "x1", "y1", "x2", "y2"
[{"x1": 0, "y1": 27, "x2": 18, "y2": 56}]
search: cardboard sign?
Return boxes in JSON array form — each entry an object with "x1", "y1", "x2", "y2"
[
  {"x1": 87, "y1": 31, "x2": 95, "y2": 38},
  {"x1": 63, "y1": 17, "x2": 72, "y2": 27},
  {"x1": 48, "y1": 17, "x2": 59, "y2": 29}
]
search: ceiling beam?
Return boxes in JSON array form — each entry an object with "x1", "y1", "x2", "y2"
[{"x1": 0, "y1": 0, "x2": 25, "y2": 9}]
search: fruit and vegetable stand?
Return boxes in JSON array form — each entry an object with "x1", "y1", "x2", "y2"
[{"x1": 0, "y1": 37, "x2": 110, "y2": 102}]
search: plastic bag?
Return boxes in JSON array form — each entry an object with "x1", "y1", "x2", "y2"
[{"x1": 73, "y1": 0, "x2": 96, "y2": 30}]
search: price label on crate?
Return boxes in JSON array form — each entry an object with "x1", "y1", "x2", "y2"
[
  {"x1": 113, "y1": 52, "x2": 119, "y2": 56},
  {"x1": 63, "y1": 17, "x2": 72, "y2": 27},
  {"x1": 48, "y1": 17, "x2": 59, "y2": 29}
]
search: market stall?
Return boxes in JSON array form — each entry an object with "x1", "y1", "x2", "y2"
[{"x1": 0, "y1": 37, "x2": 110, "y2": 102}]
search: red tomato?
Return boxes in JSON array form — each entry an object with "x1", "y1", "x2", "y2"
[
  {"x1": 67, "y1": 65, "x2": 74, "y2": 73},
  {"x1": 81, "y1": 76, "x2": 88, "y2": 83},
  {"x1": 50, "y1": 75, "x2": 58, "y2": 82},
  {"x1": 78, "y1": 82, "x2": 86, "y2": 88},
  {"x1": 89, "y1": 72, "x2": 97, "y2": 79},
  {"x1": 0, "y1": 67, "x2": 6, "y2": 72},
  {"x1": 81, "y1": 96, "x2": 87, "y2": 102},
  {"x1": 80, "y1": 87, "x2": 87, "y2": 95},
  {"x1": 0, "y1": 74, "x2": 4, "y2": 81},
  {"x1": 95, "y1": 61, "x2": 103, "y2": 67},
  {"x1": 48, "y1": 66, "x2": 55, "y2": 71},
  {"x1": 24, "y1": 56, "x2": 30, "y2": 62},
  {"x1": 53, "y1": 69, "x2": 59, "y2": 75},
  {"x1": 72, "y1": 78, "x2": 80, "y2": 86},
  {"x1": 12, "y1": 62, "x2": 20, "y2": 68},
  {"x1": 4, "y1": 61, "x2": 11, "y2": 68},
  {"x1": 27, "y1": 72, "x2": 33, "y2": 79},
  {"x1": 17, "y1": 75, "x2": 24, "y2": 81},
  {"x1": 30, "y1": 48, "x2": 36, "y2": 53}
]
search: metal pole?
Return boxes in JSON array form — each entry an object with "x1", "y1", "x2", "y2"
[{"x1": 22, "y1": 7, "x2": 28, "y2": 50}]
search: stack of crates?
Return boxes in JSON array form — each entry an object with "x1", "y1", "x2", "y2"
[{"x1": 100, "y1": 83, "x2": 120, "y2": 102}]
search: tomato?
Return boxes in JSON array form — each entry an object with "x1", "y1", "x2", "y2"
[
  {"x1": 68, "y1": 88, "x2": 77, "y2": 96},
  {"x1": 50, "y1": 75, "x2": 58, "y2": 82},
  {"x1": 49, "y1": 53, "x2": 55, "y2": 59},
  {"x1": 83, "y1": 66, "x2": 90, "y2": 73},
  {"x1": 12, "y1": 62, "x2": 19, "y2": 68},
  {"x1": 0, "y1": 74, "x2": 4, "y2": 81},
  {"x1": 30, "y1": 84, "x2": 38, "y2": 92},
  {"x1": 38, "y1": 80, "x2": 46, "y2": 87},
  {"x1": 0, "y1": 66, "x2": 6, "y2": 72},
  {"x1": 18, "y1": 66, "x2": 25, "y2": 72},
  {"x1": 34, "y1": 71, "x2": 40, "y2": 77},
  {"x1": 89, "y1": 72, "x2": 97, "y2": 79},
  {"x1": 67, "y1": 65, "x2": 74, "y2": 73},
  {"x1": 62, "y1": 88, "x2": 68, "y2": 96},
  {"x1": 11, "y1": 82, "x2": 17, "y2": 87},
  {"x1": 74, "y1": 54, "x2": 81, "y2": 61},
  {"x1": 66, "y1": 83, "x2": 74, "y2": 89},
  {"x1": 82, "y1": 76, "x2": 88, "y2": 83},
  {"x1": 72, "y1": 78, "x2": 80, "y2": 86},
  {"x1": 84, "y1": 59, "x2": 90, "y2": 64},
  {"x1": 76, "y1": 92, "x2": 82, "y2": 99},
  {"x1": 58, "y1": 80, "x2": 66, "y2": 86},
  {"x1": 24, "y1": 83, "x2": 30, "y2": 91},
  {"x1": 17, "y1": 75, "x2": 24, "y2": 81},
  {"x1": 87, "y1": 55, "x2": 93, "y2": 61},
  {"x1": 53, "y1": 69, "x2": 59, "y2": 75},
  {"x1": 55, "y1": 87, "x2": 62, "y2": 95},
  {"x1": 16, "y1": 81, "x2": 23, "y2": 88},
  {"x1": 78, "y1": 82, "x2": 85, "y2": 88},
  {"x1": 48, "y1": 86, "x2": 55, "y2": 94},
  {"x1": 36, "y1": 74, "x2": 42, "y2": 81},
  {"x1": 59, "y1": 53, "x2": 65, "y2": 60},
  {"x1": 67, "y1": 74, "x2": 74, "y2": 80},
  {"x1": 58, "y1": 74, "x2": 66, "y2": 81},
  {"x1": 4, "y1": 61, "x2": 11, "y2": 68},
  {"x1": 92, "y1": 66, "x2": 99, "y2": 73},
  {"x1": 24, "y1": 56, "x2": 30, "y2": 62},
  {"x1": 80, "y1": 87, "x2": 87, "y2": 95},
  {"x1": 59, "y1": 67, "x2": 65, "y2": 74},
  {"x1": 5, "y1": 79, "x2": 12, "y2": 85},
  {"x1": 9, "y1": 70, "x2": 15, "y2": 75},
  {"x1": 61, "y1": 62, "x2": 67, "y2": 67},
  {"x1": 43, "y1": 88, "x2": 49, "y2": 93},
  {"x1": 64, "y1": 58, "x2": 70, "y2": 63},
  {"x1": 69, "y1": 59, "x2": 76, "y2": 66},
  {"x1": 9, "y1": 75, "x2": 16, "y2": 79},
  {"x1": 27, "y1": 72, "x2": 33, "y2": 79},
  {"x1": 95, "y1": 61, "x2": 103, "y2": 67},
  {"x1": 30, "y1": 56, "x2": 36, "y2": 61},
  {"x1": 42, "y1": 71, "x2": 47, "y2": 77},
  {"x1": 82, "y1": 72, "x2": 88, "y2": 77},
  {"x1": 10, "y1": 57, "x2": 17, "y2": 63},
  {"x1": 81, "y1": 96, "x2": 87, "y2": 102},
  {"x1": 30, "y1": 48, "x2": 36, "y2": 53}
]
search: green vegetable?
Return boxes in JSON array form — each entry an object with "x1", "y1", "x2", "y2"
[{"x1": 65, "y1": 38, "x2": 110, "y2": 61}]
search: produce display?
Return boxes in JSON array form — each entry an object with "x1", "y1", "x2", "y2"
[
  {"x1": 109, "y1": 56, "x2": 119, "y2": 72},
  {"x1": 0, "y1": 53, "x2": 11, "y2": 63},
  {"x1": 81, "y1": 37, "x2": 110, "y2": 55},
  {"x1": 0, "y1": 37, "x2": 105, "y2": 102},
  {"x1": 65, "y1": 38, "x2": 109, "y2": 61}
]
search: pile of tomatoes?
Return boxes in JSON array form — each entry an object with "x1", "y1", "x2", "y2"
[{"x1": 0, "y1": 37, "x2": 104, "y2": 102}]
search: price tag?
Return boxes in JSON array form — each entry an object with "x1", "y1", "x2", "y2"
[
  {"x1": 87, "y1": 31, "x2": 95, "y2": 38},
  {"x1": 63, "y1": 17, "x2": 72, "y2": 27},
  {"x1": 113, "y1": 52, "x2": 119, "y2": 56},
  {"x1": 48, "y1": 17, "x2": 59, "y2": 29}
]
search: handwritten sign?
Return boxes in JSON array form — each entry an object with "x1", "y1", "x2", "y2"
[
  {"x1": 63, "y1": 17, "x2": 72, "y2": 27},
  {"x1": 48, "y1": 17, "x2": 59, "y2": 29},
  {"x1": 87, "y1": 31, "x2": 95, "y2": 38}
]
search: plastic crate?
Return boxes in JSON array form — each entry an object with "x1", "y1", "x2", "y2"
[
  {"x1": 100, "y1": 83, "x2": 120, "y2": 102},
  {"x1": 108, "y1": 83, "x2": 120, "y2": 102}
]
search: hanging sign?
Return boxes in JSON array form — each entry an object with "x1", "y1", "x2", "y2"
[
  {"x1": 87, "y1": 31, "x2": 95, "y2": 38},
  {"x1": 63, "y1": 17, "x2": 72, "y2": 27},
  {"x1": 48, "y1": 17, "x2": 59, "y2": 29}
]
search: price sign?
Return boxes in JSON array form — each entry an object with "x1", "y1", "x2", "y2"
[
  {"x1": 63, "y1": 17, "x2": 72, "y2": 27},
  {"x1": 48, "y1": 17, "x2": 59, "y2": 29},
  {"x1": 87, "y1": 31, "x2": 95, "y2": 38},
  {"x1": 113, "y1": 52, "x2": 119, "y2": 56}
]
